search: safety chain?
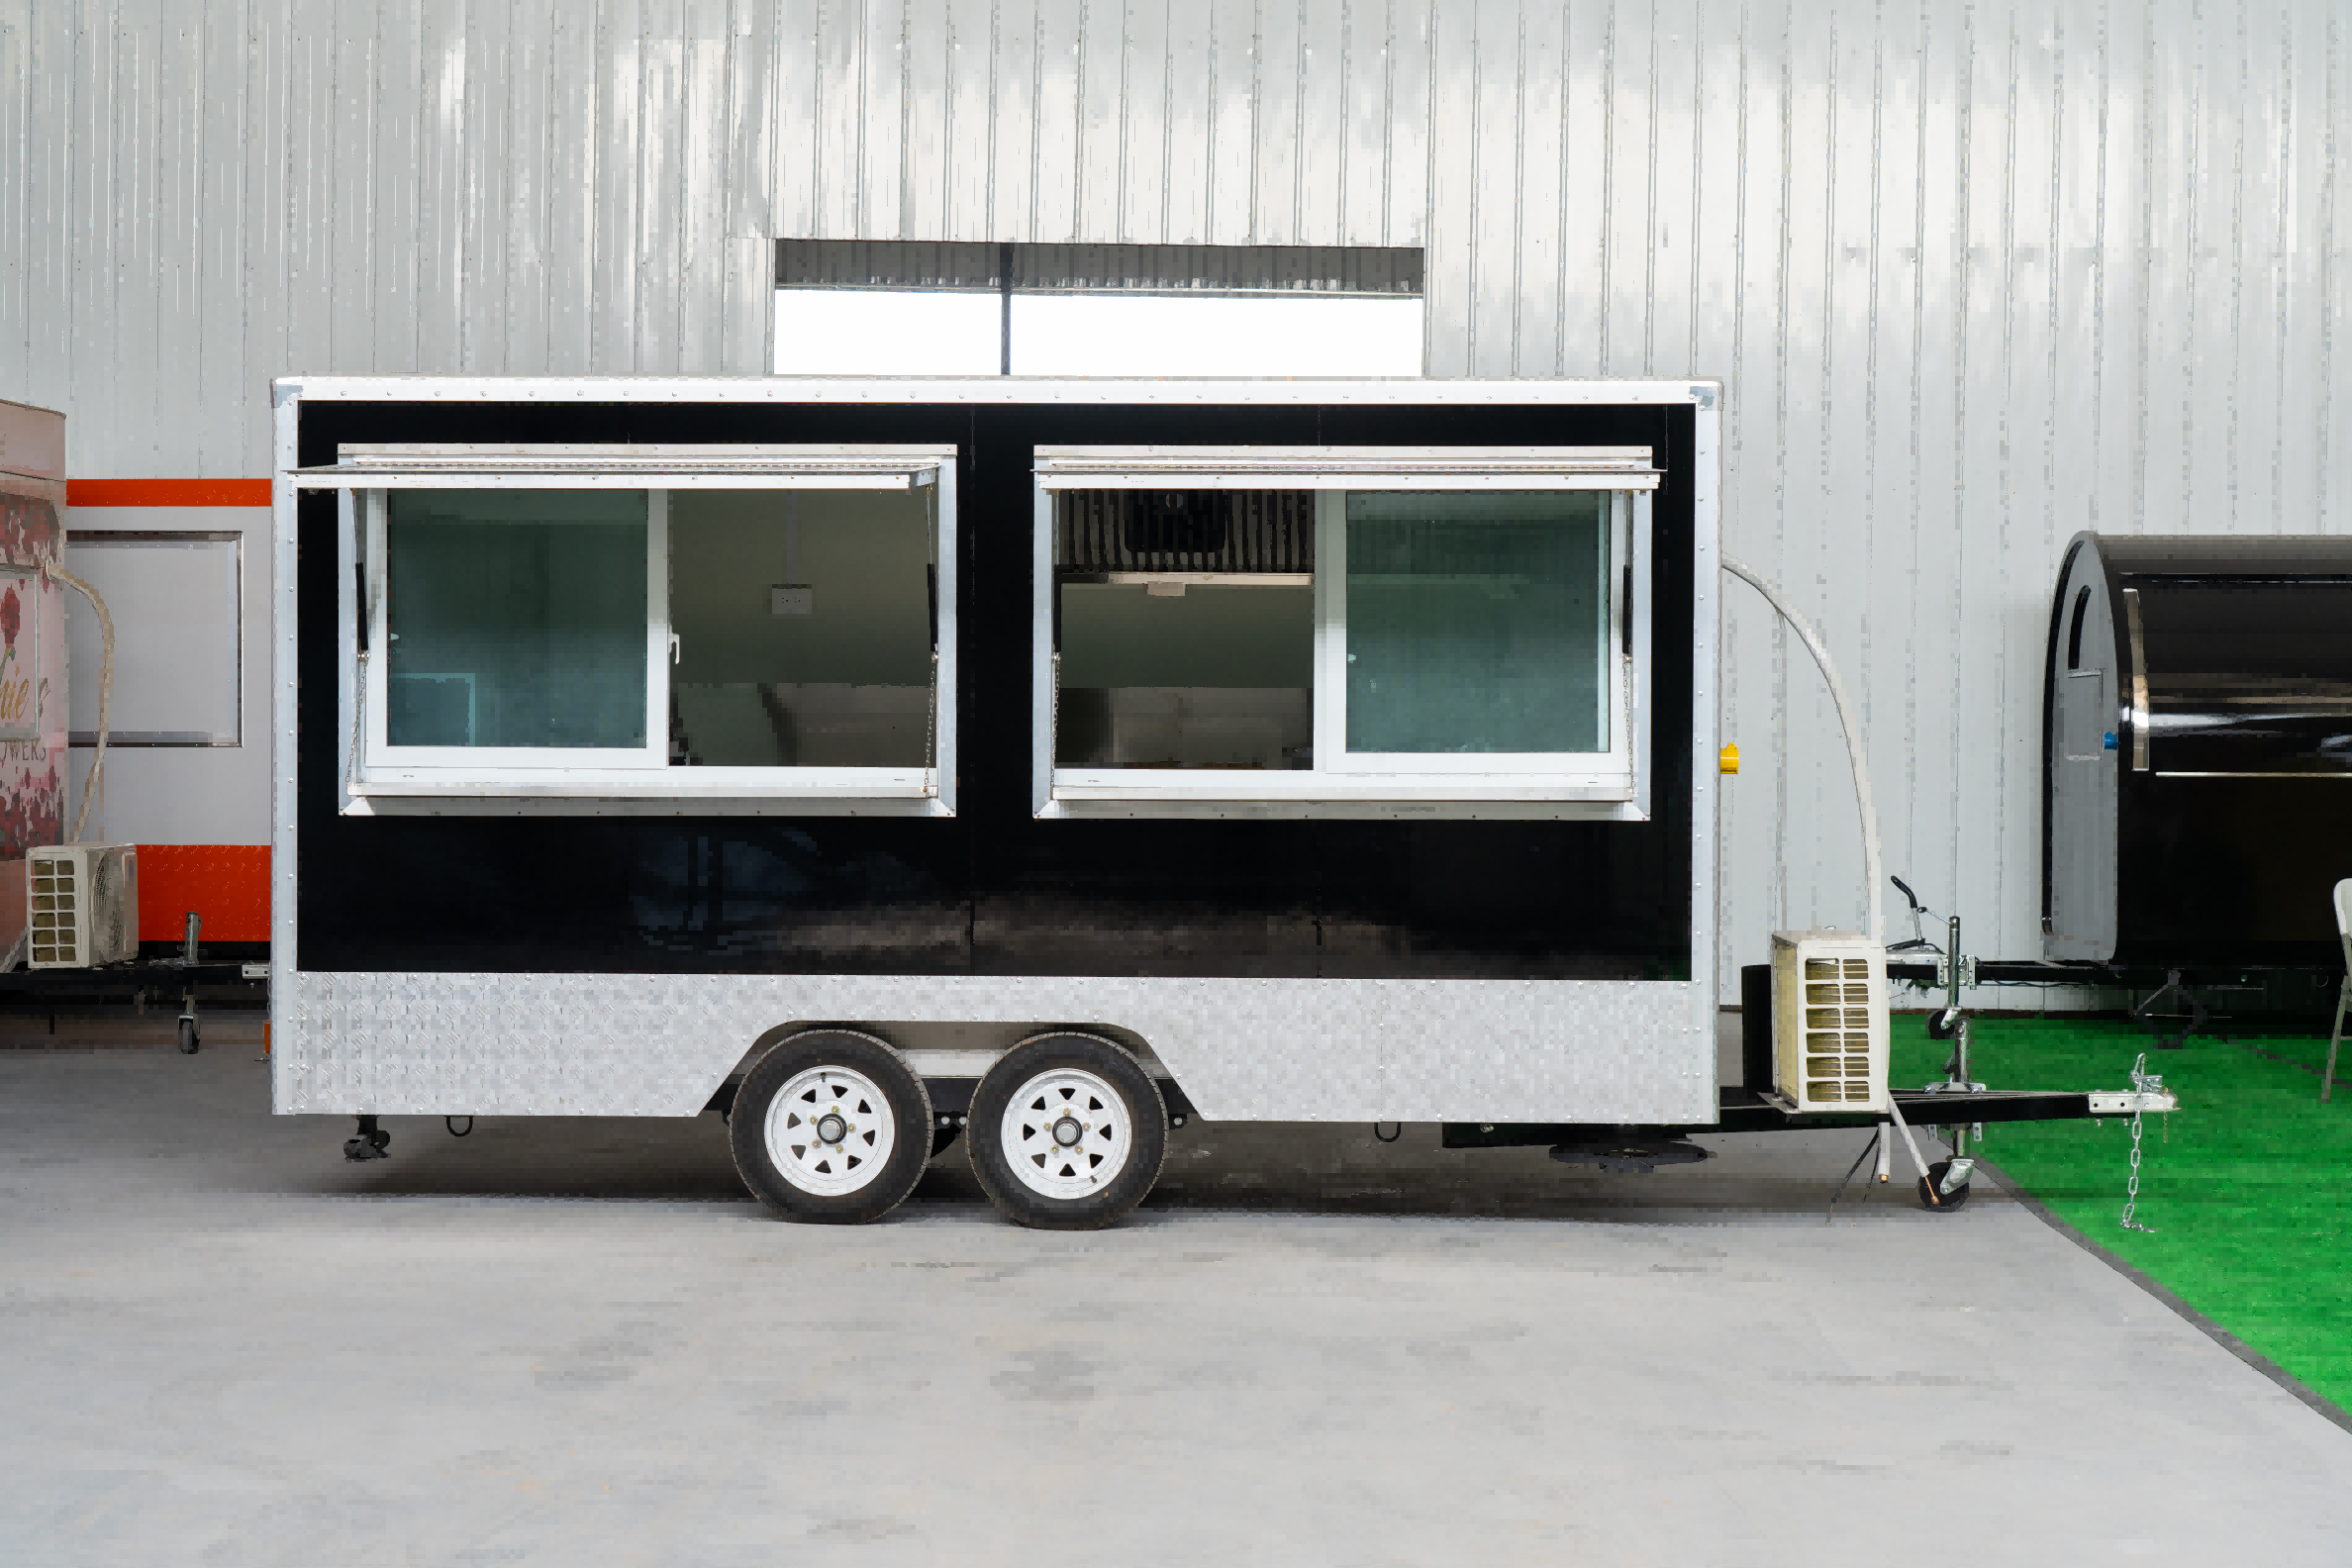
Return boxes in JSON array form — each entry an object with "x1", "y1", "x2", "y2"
[{"x1": 2119, "y1": 1050, "x2": 2160, "y2": 1232}]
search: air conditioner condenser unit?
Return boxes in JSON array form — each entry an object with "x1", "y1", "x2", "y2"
[
  {"x1": 1770, "y1": 929, "x2": 1889, "y2": 1113},
  {"x1": 28, "y1": 843, "x2": 139, "y2": 969}
]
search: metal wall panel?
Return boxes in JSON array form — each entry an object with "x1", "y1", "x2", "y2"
[
  {"x1": 1, "y1": 0, "x2": 2346, "y2": 1001},
  {"x1": 278, "y1": 970, "x2": 1715, "y2": 1122},
  {"x1": 0, "y1": 9, "x2": 29, "y2": 408}
]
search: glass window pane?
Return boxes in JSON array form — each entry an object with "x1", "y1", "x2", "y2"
[
  {"x1": 386, "y1": 490, "x2": 648, "y2": 749},
  {"x1": 668, "y1": 488, "x2": 934, "y2": 767},
  {"x1": 1057, "y1": 583, "x2": 1314, "y2": 768},
  {"x1": 1054, "y1": 489, "x2": 1314, "y2": 770},
  {"x1": 1344, "y1": 491, "x2": 1610, "y2": 755}
]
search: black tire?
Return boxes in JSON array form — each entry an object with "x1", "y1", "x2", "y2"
[
  {"x1": 967, "y1": 1033, "x2": 1166, "y2": 1230},
  {"x1": 1917, "y1": 1159, "x2": 1974, "y2": 1211},
  {"x1": 729, "y1": 1030, "x2": 932, "y2": 1225},
  {"x1": 177, "y1": 1018, "x2": 200, "y2": 1054}
]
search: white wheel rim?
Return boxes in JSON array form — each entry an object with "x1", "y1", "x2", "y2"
[
  {"x1": 1000, "y1": 1067, "x2": 1134, "y2": 1201},
  {"x1": 764, "y1": 1064, "x2": 900, "y2": 1197}
]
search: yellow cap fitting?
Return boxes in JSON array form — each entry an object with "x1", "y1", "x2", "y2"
[{"x1": 1718, "y1": 742, "x2": 1740, "y2": 775}]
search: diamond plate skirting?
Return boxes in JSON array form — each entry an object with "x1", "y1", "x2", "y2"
[{"x1": 274, "y1": 971, "x2": 1715, "y2": 1125}]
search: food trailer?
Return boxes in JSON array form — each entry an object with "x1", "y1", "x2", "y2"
[{"x1": 274, "y1": 375, "x2": 2169, "y2": 1227}]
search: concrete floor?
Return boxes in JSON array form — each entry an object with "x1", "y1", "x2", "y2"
[{"x1": 3, "y1": 1030, "x2": 2347, "y2": 1565}]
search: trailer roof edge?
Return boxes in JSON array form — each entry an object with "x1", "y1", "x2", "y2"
[{"x1": 268, "y1": 375, "x2": 1723, "y2": 407}]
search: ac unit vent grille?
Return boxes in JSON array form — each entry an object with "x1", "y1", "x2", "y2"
[
  {"x1": 1773, "y1": 931, "x2": 1889, "y2": 1113},
  {"x1": 25, "y1": 845, "x2": 138, "y2": 970},
  {"x1": 30, "y1": 855, "x2": 76, "y2": 965}
]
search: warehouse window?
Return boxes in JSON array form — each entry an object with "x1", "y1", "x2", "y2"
[
  {"x1": 1032, "y1": 448, "x2": 1656, "y2": 820},
  {"x1": 64, "y1": 532, "x2": 243, "y2": 746},
  {"x1": 295, "y1": 445, "x2": 958, "y2": 816},
  {"x1": 774, "y1": 241, "x2": 1422, "y2": 377}
]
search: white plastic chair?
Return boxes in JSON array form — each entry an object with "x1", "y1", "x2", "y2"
[{"x1": 2326, "y1": 879, "x2": 2352, "y2": 1105}]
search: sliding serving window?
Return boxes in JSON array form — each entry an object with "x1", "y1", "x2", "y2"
[
  {"x1": 1033, "y1": 448, "x2": 1655, "y2": 819},
  {"x1": 302, "y1": 445, "x2": 958, "y2": 815}
]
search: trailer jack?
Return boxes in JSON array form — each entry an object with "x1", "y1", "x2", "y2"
[{"x1": 343, "y1": 1115, "x2": 391, "y2": 1162}]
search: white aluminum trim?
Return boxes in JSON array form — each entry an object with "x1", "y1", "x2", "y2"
[
  {"x1": 343, "y1": 470, "x2": 960, "y2": 817},
  {"x1": 1042, "y1": 477, "x2": 1643, "y2": 813},
  {"x1": 274, "y1": 376, "x2": 1723, "y2": 409},
  {"x1": 271, "y1": 397, "x2": 301, "y2": 1107},
  {"x1": 1038, "y1": 474, "x2": 1657, "y2": 491},
  {"x1": 1689, "y1": 402, "x2": 1721, "y2": 1051},
  {"x1": 1031, "y1": 484, "x2": 1056, "y2": 820},
  {"x1": 931, "y1": 461, "x2": 959, "y2": 816},
  {"x1": 1033, "y1": 443, "x2": 1660, "y2": 490},
  {"x1": 298, "y1": 472, "x2": 929, "y2": 491},
  {"x1": 363, "y1": 487, "x2": 668, "y2": 773},
  {"x1": 1048, "y1": 772, "x2": 1642, "y2": 801},
  {"x1": 334, "y1": 442, "x2": 958, "y2": 460},
  {"x1": 292, "y1": 441, "x2": 956, "y2": 490},
  {"x1": 1323, "y1": 487, "x2": 1632, "y2": 783},
  {"x1": 343, "y1": 794, "x2": 954, "y2": 820},
  {"x1": 1629, "y1": 490, "x2": 1656, "y2": 825},
  {"x1": 1037, "y1": 798, "x2": 1652, "y2": 822},
  {"x1": 350, "y1": 769, "x2": 935, "y2": 797},
  {"x1": 337, "y1": 489, "x2": 360, "y2": 817}
]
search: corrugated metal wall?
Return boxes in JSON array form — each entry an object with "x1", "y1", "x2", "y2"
[{"x1": 1, "y1": 0, "x2": 2346, "y2": 984}]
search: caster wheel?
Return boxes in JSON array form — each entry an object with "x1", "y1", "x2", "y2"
[
  {"x1": 967, "y1": 1033, "x2": 1166, "y2": 1230},
  {"x1": 1918, "y1": 1158, "x2": 1974, "y2": 1211},
  {"x1": 730, "y1": 1030, "x2": 931, "y2": 1224},
  {"x1": 177, "y1": 1018, "x2": 200, "y2": 1054}
]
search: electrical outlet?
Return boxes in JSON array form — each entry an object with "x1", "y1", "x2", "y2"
[{"x1": 770, "y1": 584, "x2": 814, "y2": 617}]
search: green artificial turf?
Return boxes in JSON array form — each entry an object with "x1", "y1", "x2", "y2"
[{"x1": 1889, "y1": 1013, "x2": 2352, "y2": 1416}]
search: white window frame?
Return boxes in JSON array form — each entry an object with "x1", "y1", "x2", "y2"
[
  {"x1": 1033, "y1": 447, "x2": 1656, "y2": 821},
  {"x1": 362, "y1": 487, "x2": 672, "y2": 773},
  {"x1": 306, "y1": 444, "x2": 959, "y2": 817}
]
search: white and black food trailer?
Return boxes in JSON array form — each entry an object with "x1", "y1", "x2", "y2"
[{"x1": 272, "y1": 377, "x2": 2167, "y2": 1227}]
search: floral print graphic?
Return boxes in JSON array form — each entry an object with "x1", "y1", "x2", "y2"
[{"x1": 0, "y1": 484, "x2": 62, "y2": 858}]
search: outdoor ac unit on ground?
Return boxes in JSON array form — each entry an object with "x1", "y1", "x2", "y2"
[
  {"x1": 1771, "y1": 930, "x2": 1888, "y2": 1112},
  {"x1": 28, "y1": 843, "x2": 139, "y2": 969}
]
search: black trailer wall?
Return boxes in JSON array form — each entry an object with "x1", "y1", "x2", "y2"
[{"x1": 295, "y1": 396, "x2": 1696, "y2": 980}]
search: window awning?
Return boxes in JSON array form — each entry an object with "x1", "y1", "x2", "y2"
[
  {"x1": 1032, "y1": 445, "x2": 1658, "y2": 491},
  {"x1": 291, "y1": 443, "x2": 953, "y2": 490}
]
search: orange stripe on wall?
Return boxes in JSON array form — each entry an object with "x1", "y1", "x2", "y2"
[
  {"x1": 66, "y1": 478, "x2": 271, "y2": 508},
  {"x1": 137, "y1": 844, "x2": 270, "y2": 943}
]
